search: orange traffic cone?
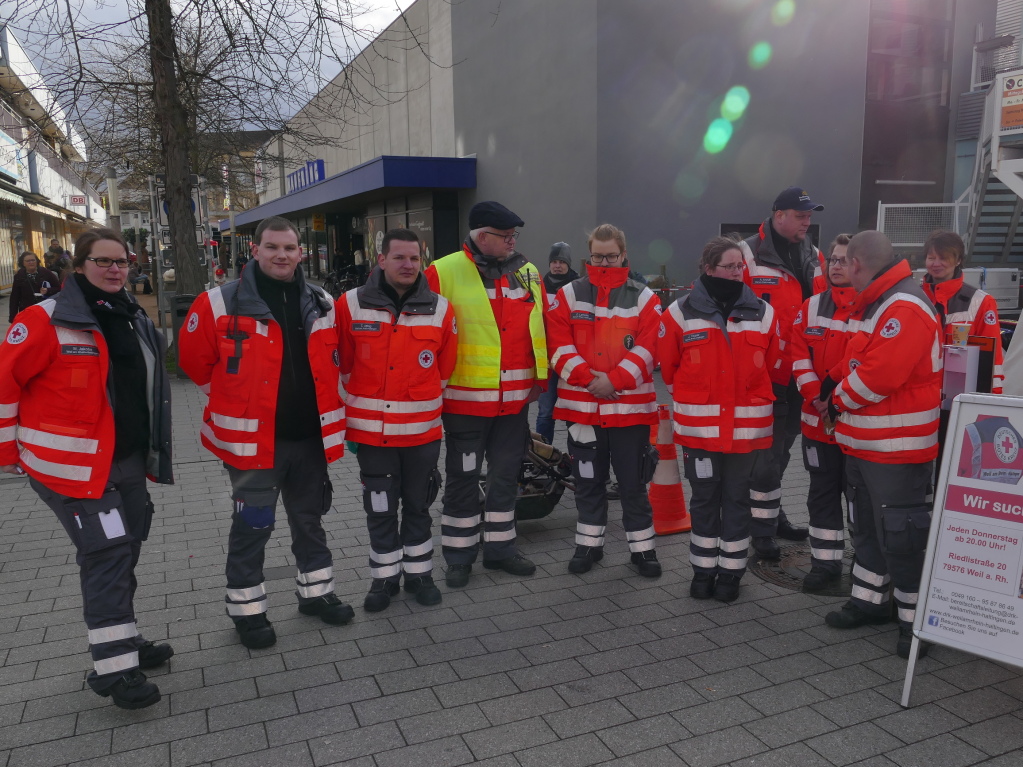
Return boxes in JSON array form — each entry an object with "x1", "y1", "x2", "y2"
[{"x1": 649, "y1": 404, "x2": 691, "y2": 534}]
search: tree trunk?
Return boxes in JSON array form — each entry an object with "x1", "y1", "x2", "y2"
[{"x1": 145, "y1": 0, "x2": 206, "y2": 296}]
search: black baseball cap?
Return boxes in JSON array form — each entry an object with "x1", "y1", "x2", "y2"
[
  {"x1": 468, "y1": 201, "x2": 525, "y2": 230},
  {"x1": 773, "y1": 186, "x2": 824, "y2": 212}
]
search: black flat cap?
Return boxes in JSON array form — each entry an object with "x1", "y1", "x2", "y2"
[{"x1": 469, "y1": 201, "x2": 525, "y2": 230}]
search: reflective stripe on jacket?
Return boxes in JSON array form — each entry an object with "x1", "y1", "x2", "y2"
[
  {"x1": 546, "y1": 263, "x2": 660, "y2": 428},
  {"x1": 179, "y1": 266, "x2": 344, "y2": 469},
  {"x1": 833, "y1": 260, "x2": 942, "y2": 464},
  {"x1": 0, "y1": 277, "x2": 173, "y2": 497},
  {"x1": 426, "y1": 248, "x2": 547, "y2": 416},
  {"x1": 338, "y1": 270, "x2": 457, "y2": 446},
  {"x1": 790, "y1": 287, "x2": 857, "y2": 443},
  {"x1": 658, "y1": 279, "x2": 779, "y2": 453},
  {"x1": 922, "y1": 273, "x2": 1004, "y2": 393}
]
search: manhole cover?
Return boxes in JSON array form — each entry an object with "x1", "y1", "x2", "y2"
[{"x1": 748, "y1": 541, "x2": 854, "y2": 597}]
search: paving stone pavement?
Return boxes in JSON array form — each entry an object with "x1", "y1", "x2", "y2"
[{"x1": 2, "y1": 355, "x2": 1023, "y2": 765}]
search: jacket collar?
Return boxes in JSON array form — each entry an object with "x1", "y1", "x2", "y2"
[
  {"x1": 50, "y1": 272, "x2": 140, "y2": 330},
  {"x1": 921, "y1": 270, "x2": 963, "y2": 306},
  {"x1": 854, "y1": 259, "x2": 913, "y2": 309},
  {"x1": 359, "y1": 268, "x2": 438, "y2": 315},
  {"x1": 687, "y1": 276, "x2": 762, "y2": 321},
  {"x1": 830, "y1": 285, "x2": 858, "y2": 311},
  {"x1": 584, "y1": 262, "x2": 629, "y2": 290},
  {"x1": 464, "y1": 240, "x2": 528, "y2": 280}
]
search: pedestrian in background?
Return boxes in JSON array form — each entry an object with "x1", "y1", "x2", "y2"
[
  {"x1": 536, "y1": 241, "x2": 577, "y2": 445},
  {"x1": 0, "y1": 229, "x2": 174, "y2": 709},
  {"x1": 789, "y1": 234, "x2": 857, "y2": 591},
  {"x1": 660, "y1": 237, "x2": 779, "y2": 603},
  {"x1": 9, "y1": 251, "x2": 60, "y2": 322},
  {"x1": 179, "y1": 216, "x2": 352, "y2": 650},
  {"x1": 546, "y1": 225, "x2": 662, "y2": 577},
  {"x1": 338, "y1": 228, "x2": 457, "y2": 612}
]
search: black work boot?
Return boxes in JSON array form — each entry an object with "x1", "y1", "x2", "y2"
[
  {"x1": 404, "y1": 575, "x2": 442, "y2": 606},
  {"x1": 630, "y1": 550, "x2": 662, "y2": 578},
  {"x1": 137, "y1": 641, "x2": 174, "y2": 669},
  {"x1": 777, "y1": 516, "x2": 809, "y2": 541},
  {"x1": 897, "y1": 626, "x2": 932, "y2": 659},
  {"x1": 802, "y1": 567, "x2": 841, "y2": 592},
  {"x1": 300, "y1": 594, "x2": 355, "y2": 625},
  {"x1": 95, "y1": 670, "x2": 161, "y2": 710},
  {"x1": 825, "y1": 601, "x2": 890, "y2": 629},
  {"x1": 363, "y1": 579, "x2": 400, "y2": 613},
  {"x1": 445, "y1": 564, "x2": 472, "y2": 588},
  {"x1": 714, "y1": 573, "x2": 742, "y2": 603},
  {"x1": 690, "y1": 572, "x2": 716, "y2": 600},
  {"x1": 483, "y1": 554, "x2": 537, "y2": 576},
  {"x1": 752, "y1": 536, "x2": 781, "y2": 560},
  {"x1": 234, "y1": 614, "x2": 277, "y2": 649},
  {"x1": 567, "y1": 545, "x2": 604, "y2": 574}
]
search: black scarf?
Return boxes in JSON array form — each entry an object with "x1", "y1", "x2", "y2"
[
  {"x1": 465, "y1": 236, "x2": 528, "y2": 281},
  {"x1": 543, "y1": 268, "x2": 578, "y2": 296},
  {"x1": 75, "y1": 274, "x2": 150, "y2": 459},
  {"x1": 700, "y1": 273, "x2": 744, "y2": 320}
]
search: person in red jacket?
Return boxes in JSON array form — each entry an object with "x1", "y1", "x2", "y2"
[
  {"x1": 338, "y1": 228, "x2": 457, "y2": 612},
  {"x1": 179, "y1": 216, "x2": 352, "y2": 650},
  {"x1": 1, "y1": 229, "x2": 174, "y2": 710},
  {"x1": 921, "y1": 230, "x2": 1003, "y2": 393},
  {"x1": 822, "y1": 231, "x2": 942, "y2": 658},
  {"x1": 790, "y1": 234, "x2": 857, "y2": 591},
  {"x1": 740, "y1": 186, "x2": 821, "y2": 559},
  {"x1": 660, "y1": 237, "x2": 780, "y2": 603},
  {"x1": 546, "y1": 224, "x2": 662, "y2": 577}
]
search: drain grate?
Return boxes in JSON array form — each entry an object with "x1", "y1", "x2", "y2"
[{"x1": 748, "y1": 541, "x2": 854, "y2": 597}]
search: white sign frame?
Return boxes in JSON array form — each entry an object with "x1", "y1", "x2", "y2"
[{"x1": 902, "y1": 392, "x2": 1023, "y2": 706}]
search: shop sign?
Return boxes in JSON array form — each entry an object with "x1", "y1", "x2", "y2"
[
  {"x1": 1001, "y1": 75, "x2": 1023, "y2": 133},
  {"x1": 286, "y1": 159, "x2": 325, "y2": 194},
  {"x1": 312, "y1": 214, "x2": 326, "y2": 232},
  {"x1": 0, "y1": 129, "x2": 22, "y2": 182}
]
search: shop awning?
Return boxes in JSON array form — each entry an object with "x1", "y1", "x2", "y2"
[{"x1": 235, "y1": 155, "x2": 476, "y2": 227}]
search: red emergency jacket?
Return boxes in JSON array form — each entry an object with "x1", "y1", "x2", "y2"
[
  {"x1": 659, "y1": 278, "x2": 779, "y2": 453},
  {"x1": 179, "y1": 266, "x2": 345, "y2": 469},
  {"x1": 922, "y1": 272, "x2": 1004, "y2": 394},
  {"x1": 957, "y1": 415, "x2": 1023, "y2": 484},
  {"x1": 832, "y1": 260, "x2": 942, "y2": 464},
  {"x1": 790, "y1": 286, "x2": 857, "y2": 443},
  {"x1": 0, "y1": 277, "x2": 173, "y2": 498},
  {"x1": 338, "y1": 270, "x2": 457, "y2": 447},
  {"x1": 740, "y1": 219, "x2": 823, "y2": 384},
  {"x1": 546, "y1": 263, "x2": 659, "y2": 428}
]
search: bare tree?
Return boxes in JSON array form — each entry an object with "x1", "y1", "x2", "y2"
[{"x1": 6, "y1": 0, "x2": 426, "y2": 294}]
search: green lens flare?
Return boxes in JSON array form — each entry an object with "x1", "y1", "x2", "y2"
[
  {"x1": 749, "y1": 41, "x2": 772, "y2": 69},
  {"x1": 721, "y1": 86, "x2": 751, "y2": 121},
  {"x1": 772, "y1": 0, "x2": 795, "y2": 26},
  {"x1": 703, "y1": 119, "x2": 733, "y2": 154}
]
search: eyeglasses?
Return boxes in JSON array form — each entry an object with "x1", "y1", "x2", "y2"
[
  {"x1": 85, "y1": 256, "x2": 131, "y2": 268},
  {"x1": 589, "y1": 253, "x2": 623, "y2": 264},
  {"x1": 483, "y1": 230, "x2": 520, "y2": 243},
  {"x1": 714, "y1": 262, "x2": 744, "y2": 272},
  {"x1": 827, "y1": 257, "x2": 848, "y2": 266}
]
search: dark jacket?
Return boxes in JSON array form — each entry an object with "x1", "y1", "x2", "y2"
[{"x1": 9, "y1": 267, "x2": 61, "y2": 322}]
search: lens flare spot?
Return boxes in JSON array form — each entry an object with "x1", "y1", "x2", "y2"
[
  {"x1": 749, "y1": 41, "x2": 772, "y2": 69},
  {"x1": 648, "y1": 239, "x2": 674, "y2": 266},
  {"x1": 771, "y1": 0, "x2": 795, "y2": 26},
  {"x1": 673, "y1": 171, "x2": 706, "y2": 202},
  {"x1": 721, "y1": 86, "x2": 751, "y2": 121},
  {"x1": 703, "y1": 119, "x2": 733, "y2": 154}
]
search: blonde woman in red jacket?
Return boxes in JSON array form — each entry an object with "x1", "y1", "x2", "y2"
[{"x1": 659, "y1": 237, "x2": 780, "y2": 603}]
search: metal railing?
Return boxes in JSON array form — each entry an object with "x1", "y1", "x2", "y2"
[{"x1": 876, "y1": 188, "x2": 971, "y2": 250}]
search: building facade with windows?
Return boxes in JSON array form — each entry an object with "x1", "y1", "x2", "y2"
[
  {"x1": 0, "y1": 25, "x2": 105, "y2": 292},
  {"x1": 240, "y1": 0, "x2": 991, "y2": 282}
]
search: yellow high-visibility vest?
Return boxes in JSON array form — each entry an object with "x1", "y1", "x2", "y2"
[{"x1": 432, "y1": 251, "x2": 547, "y2": 388}]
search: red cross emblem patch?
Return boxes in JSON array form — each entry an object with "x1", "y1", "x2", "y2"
[
  {"x1": 6, "y1": 323, "x2": 28, "y2": 345},
  {"x1": 880, "y1": 318, "x2": 901, "y2": 338},
  {"x1": 418, "y1": 350, "x2": 435, "y2": 368}
]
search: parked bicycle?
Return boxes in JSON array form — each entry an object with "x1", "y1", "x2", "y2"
[{"x1": 322, "y1": 266, "x2": 362, "y2": 300}]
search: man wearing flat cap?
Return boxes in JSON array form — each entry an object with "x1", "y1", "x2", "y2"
[
  {"x1": 425, "y1": 201, "x2": 548, "y2": 588},
  {"x1": 739, "y1": 186, "x2": 824, "y2": 560}
]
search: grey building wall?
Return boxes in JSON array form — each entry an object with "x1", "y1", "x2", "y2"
[
  {"x1": 450, "y1": 0, "x2": 599, "y2": 266},
  {"x1": 450, "y1": 0, "x2": 868, "y2": 281}
]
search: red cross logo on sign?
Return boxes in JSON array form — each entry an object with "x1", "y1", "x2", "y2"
[{"x1": 994, "y1": 427, "x2": 1019, "y2": 463}]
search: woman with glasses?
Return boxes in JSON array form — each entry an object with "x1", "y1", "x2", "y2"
[
  {"x1": 546, "y1": 224, "x2": 662, "y2": 578},
  {"x1": 659, "y1": 237, "x2": 779, "y2": 602},
  {"x1": 0, "y1": 228, "x2": 174, "y2": 710},
  {"x1": 8, "y1": 251, "x2": 61, "y2": 322},
  {"x1": 789, "y1": 235, "x2": 857, "y2": 592}
]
